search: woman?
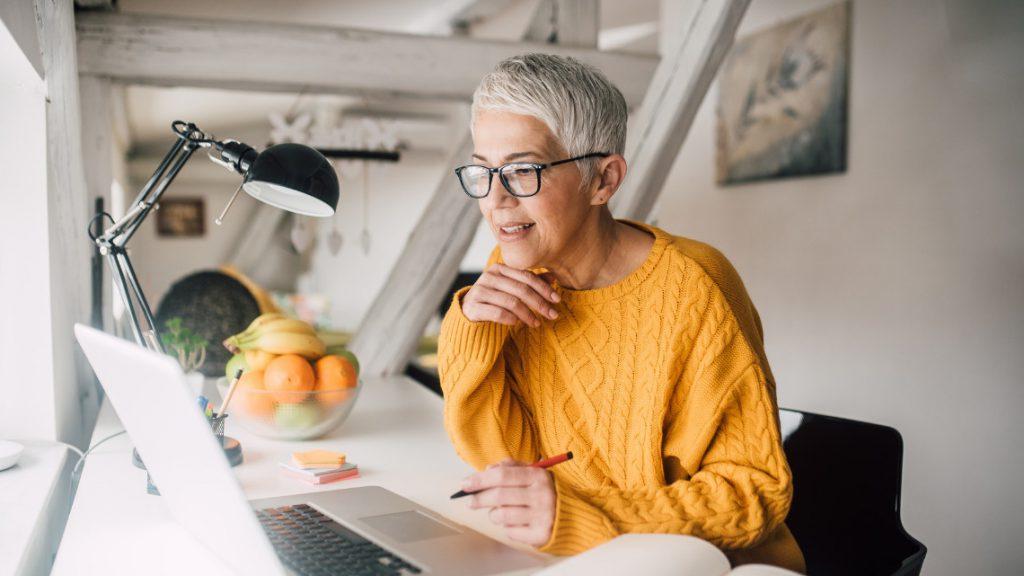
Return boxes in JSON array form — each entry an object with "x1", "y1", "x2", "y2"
[{"x1": 438, "y1": 54, "x2": 805, "y2": 572}]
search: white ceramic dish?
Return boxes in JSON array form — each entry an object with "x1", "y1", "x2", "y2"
[{"x1": 0, "y1": 440, "x2": 25, "y2": 472}]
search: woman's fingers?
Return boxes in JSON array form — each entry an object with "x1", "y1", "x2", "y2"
[
  {"x1": 488, "y1": 506, "x2": 532, "y2": 527},
  {"x1": 473, "y1": 286, "x2": 539, "y2": 327},
  {"x1": 494, "y1": 265, "x2": 560, "y2": 305},
  {"x1": 483, "y1": 273, "x2": 559, "y2": 321},
  {"x1": 462, "y1": 263, "x2": 561, "y2": 327},
  {"x1": 469, "y1": 486, "x2": 532, "y2": 509},
  {"x1": 466, "y1": 302, "x2": 518, "y2": 326}
]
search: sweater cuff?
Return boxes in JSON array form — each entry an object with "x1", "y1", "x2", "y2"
[
  {"x1": 441, "y1": 286, "x2": 512, "y2": 364},
  {"x1": 538, "y1": 478, "x2": 616, "y2": 556}
]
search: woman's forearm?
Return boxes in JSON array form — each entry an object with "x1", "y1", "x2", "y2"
[{"x1": 438, "y1": 287, "x2": 539, "y2": 468}]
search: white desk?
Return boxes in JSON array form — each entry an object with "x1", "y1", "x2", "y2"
[{"x1": 52, "y1": 375, "x2": 551, "y2": 575}]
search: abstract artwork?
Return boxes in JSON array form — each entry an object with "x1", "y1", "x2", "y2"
[{"x1": 716, "y1": 1, "x2": 850, "y2": 185}]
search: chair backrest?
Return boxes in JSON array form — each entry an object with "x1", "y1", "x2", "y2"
[{"x1": 780, "y1": 409, "x2": 927, "y2": 576}]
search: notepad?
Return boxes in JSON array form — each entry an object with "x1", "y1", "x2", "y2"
[
  {"x1": 279, "y1": 462, "x2": 359, "y2": 485},
  {"x1": 291, "y1": 449, "x2": 346, "y2": 469}
]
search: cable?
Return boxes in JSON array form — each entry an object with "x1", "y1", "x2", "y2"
[
  {"x1": 70, "y1": 430, "x2": 128, "y2": 485},
  {"x1": 51, "y1": 430, "x2": 129, "y2": 511}
]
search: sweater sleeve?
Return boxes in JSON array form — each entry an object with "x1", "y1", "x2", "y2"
[
  {"x1": 437, "y1": 285, "x2": 541, "y2": 470},
  {"x1": 538, "y1": 293, "x2": 793, "y2": 556}
]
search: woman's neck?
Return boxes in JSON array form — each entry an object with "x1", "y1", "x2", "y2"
[{"x1": 544, "y1": 210, "x2": 653, "y2": 291}]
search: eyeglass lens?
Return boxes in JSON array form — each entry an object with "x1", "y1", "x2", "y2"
[{"x1": 459, "y1": 164, "x2": 541, "y2": 198}]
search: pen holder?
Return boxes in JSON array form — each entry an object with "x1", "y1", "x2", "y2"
[{"x1": 133, "y1": 414, "x2": 244, "y2": 495}]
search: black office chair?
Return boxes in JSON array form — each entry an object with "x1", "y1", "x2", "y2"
[{"x1": 780, "y1": 409, "x2": 927, "y2": 576}]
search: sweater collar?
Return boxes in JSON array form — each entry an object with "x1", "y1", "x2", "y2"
[{"x1": 548, "y1": 219, "x2": 670, "y2": 305}]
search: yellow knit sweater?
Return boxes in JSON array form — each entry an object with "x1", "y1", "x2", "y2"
[{"x1": 438, "y1": 221, "x2": 805, "y2": 572}]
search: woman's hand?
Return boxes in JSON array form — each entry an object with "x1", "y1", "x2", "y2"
[
  {"x1": 462, "y1": 264, "x2": 560, "y2": 327},
  {"x1": 463, "y1": 459, "x2": 556, "y2": 547}
]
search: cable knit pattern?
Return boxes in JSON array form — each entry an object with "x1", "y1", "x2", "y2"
[{"x1": 438, "y1": 221, "x2": 804, "y2": 572}]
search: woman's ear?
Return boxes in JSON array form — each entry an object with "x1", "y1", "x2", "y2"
[{"x1": 589, "y1": 154, "x2": 628, "y2": 206}]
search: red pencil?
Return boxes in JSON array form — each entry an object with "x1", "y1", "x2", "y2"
[{"x1": 450, "y1": 451, "x2": 573, "y2": 499}]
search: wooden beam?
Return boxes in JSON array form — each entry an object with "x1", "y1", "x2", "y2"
[
  {"x1": 611, "y1": 0, "x2": 750, "y2": 221},
  {"x1": 524, "y1": 0, "x2": 600, "y2": 47},
  {"x1": 78, "y1": 75, "x2": 115, "y2": 339},
  {"x1": 34, "y1": 0, "x2": 98, "y2": 444},
  {"x1": 347, "y1": 136, "x2": 477, "y2": 377},
  {"x1": 347, "y1": 2, "x2": 598, "y2": 378},
  {"x1": 75, "y1": 12, "x2": 657, "y2": 108},
  {"x1": 410, "y1": 0, "x2": 515, "y2": 35},
  {"x1": 74, "y1": 0, "x2": 114, "y2": 9},
  {"x1": 0, "y1": 0, "x2": 45, "y2": 79}
]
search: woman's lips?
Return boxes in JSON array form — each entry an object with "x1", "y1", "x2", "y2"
[{"x1": 496, "y1": 222, "x2": 535, "y2": 242}]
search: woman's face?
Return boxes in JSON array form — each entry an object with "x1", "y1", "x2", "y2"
[{"x1": 471, "y1": 110, "x2": 591, "y2": 270}]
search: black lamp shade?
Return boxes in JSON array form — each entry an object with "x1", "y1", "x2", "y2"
[{"x1": 242, "y1": 143, "x2": 339, "y2": 217}]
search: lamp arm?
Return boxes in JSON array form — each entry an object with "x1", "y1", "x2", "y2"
[{"x1": 93, "y1": 121, "x2": 225, "y2": 350}]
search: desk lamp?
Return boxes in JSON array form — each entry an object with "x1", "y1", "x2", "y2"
[{"x1": 91, "y1": 121, "x2": 339, "y2": 352}]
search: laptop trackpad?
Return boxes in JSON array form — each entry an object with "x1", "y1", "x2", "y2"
[{"x1": 359, "y1": 510, "x2": 460, "y2": 543}]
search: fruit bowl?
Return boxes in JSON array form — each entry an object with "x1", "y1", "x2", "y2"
[{"x1": 216, "y1": 378, "x2": 362, "y2": 441}]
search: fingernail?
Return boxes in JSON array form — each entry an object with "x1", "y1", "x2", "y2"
[
  {"x1": 551, "y1": 292, "x2": 560, "y2": 302},
  {"x1": 548, "y1": 309, "x2": 558, "y2": 319}
]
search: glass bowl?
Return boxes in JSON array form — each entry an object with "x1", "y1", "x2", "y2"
[{"x1": 216, "y1": 378, "x2": 362, "y2": 441}]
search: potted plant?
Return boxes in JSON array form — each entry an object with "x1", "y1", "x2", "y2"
[{"x1": 160, "y1": 317, "x2": 208, "y2": 394}]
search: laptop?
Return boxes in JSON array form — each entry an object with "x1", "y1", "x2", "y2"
[{"x1": 74, "y1": 324, "x2": 547, "y2": 576}]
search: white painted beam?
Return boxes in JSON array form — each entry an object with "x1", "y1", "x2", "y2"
[
  {"x1": 35, "y1": 0, "x2": 97, "y2": 444},
  {"x1": 0, "y1": 0, "x2": 45, "y2": 79},
  {"x1": 524, "y1": 0, "x2": 600, "y2": 47},
  {"x1": 75, "y1": 12, "x2": 657, "y2": 108},
  {"x1": 78, "y1": 75, "x2": 117, "y2": 348},
  {"x1": 612, "y1": 0, "x2": 750, "y2": 221}
]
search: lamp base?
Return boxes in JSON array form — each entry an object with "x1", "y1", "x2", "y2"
[{"x1": 131, "y1": 438, "x2": 243, "y2": 495}]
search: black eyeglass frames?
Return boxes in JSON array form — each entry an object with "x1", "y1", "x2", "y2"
[{"x1": 454, "y1": 152, "x2": 610, "y2": 199}]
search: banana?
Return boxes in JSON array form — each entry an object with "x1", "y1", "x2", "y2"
[
  {"x1": 245, "y1": 312, "x2": 287, "y2": 333},
  {"x1": 225, "y1": 316, "x2": 317, "y2": 350},
  {"x1": 237, "y1": 331, "x2": 325, "y2": 359},
  {"x1": 246, "y1": 318, "x2": 317, "y2": 339}
]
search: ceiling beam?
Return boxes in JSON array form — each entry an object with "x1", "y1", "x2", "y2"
[
  {"x1": 74, "y1": 0, "x2": 115, "y2": 9},
  {"x1": 612, "y1": 0, "x2": 750, "y2": 221},
  {"x1": 524, "y1": 0, "x2": 600, "y2": 47},
  {"x1": 75, "y1": 11, "x2": 657, "y2": 108}
]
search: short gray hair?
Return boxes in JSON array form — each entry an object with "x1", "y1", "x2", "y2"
[{"x1": 471, "y1": 53, "x2": 628, "y2": 184}]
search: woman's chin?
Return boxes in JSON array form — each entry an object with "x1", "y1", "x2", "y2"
[{"x1": 499, "y1": 249, "x2": 539, "y2": 271}]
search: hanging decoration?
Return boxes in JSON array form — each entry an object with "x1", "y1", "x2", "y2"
[{"x1": 268, "y1": 108, "x2": 400, "y2": 256}]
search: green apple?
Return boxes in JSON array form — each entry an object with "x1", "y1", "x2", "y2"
[
  {"x1": 225, "y1": 352, "x2": 250, "y2": 381},
  {"x1": 275, "y1": 402, "x2": 321, "y2": 429}
]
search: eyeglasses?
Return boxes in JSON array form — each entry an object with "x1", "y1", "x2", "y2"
[{"x1": 454, "y1": 152, "x2": 610, "y2": 199}]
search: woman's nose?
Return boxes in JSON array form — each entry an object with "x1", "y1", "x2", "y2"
[{"x1": 479, "y1": 184, "x2": 519, "y2": 210}]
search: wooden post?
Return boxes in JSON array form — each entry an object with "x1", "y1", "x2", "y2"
[
  {"x1": 611, "y1": 0, "x2": 750, "y2": 222},
  {"x1": 34, "y1": 0, "x2": 98, "y2": 445},
  {"x1": 348, "y1": 1, "x2": 601, "y2": 378}
]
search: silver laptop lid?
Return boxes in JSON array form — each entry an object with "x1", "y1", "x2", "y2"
[{"x1": 75, "y1": 324, "x2": 285, "y2": 576}]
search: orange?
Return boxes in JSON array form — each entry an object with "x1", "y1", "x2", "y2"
[
  {"x1": 264, "y1": 354, "x2": 315, "y2": 404},
  {"x1": 234, "y1": 370, "x2": 275, "y2": 417},
  {"x1": 314, "y1": 355, "x2": 358, "y2": 407}
]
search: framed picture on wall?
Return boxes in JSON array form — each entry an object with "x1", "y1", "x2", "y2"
[
  {"x1": 156, "y1": 198, "x2": 205, "y2": 237},
  {"x1": 716, "y1": 1, "x2": 851, "y2": 185}
]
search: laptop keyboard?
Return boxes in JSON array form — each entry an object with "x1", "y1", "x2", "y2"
[{"x1": 257, "y1": 504, "x2": 423, "y2": 575}]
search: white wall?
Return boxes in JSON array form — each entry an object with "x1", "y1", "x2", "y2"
[
  {"x1": 652, "y1": 1, "x2": 1023, "y2": 574},
  {"x1": 0, "y1": 17, "x2": 54, "y2": 441},
  {"x1": 302, "y1": 150, "x2": 449, "y2": 332},
  {"x1": 128, "y1": 159, "x2": 264, "y2": 309}
]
